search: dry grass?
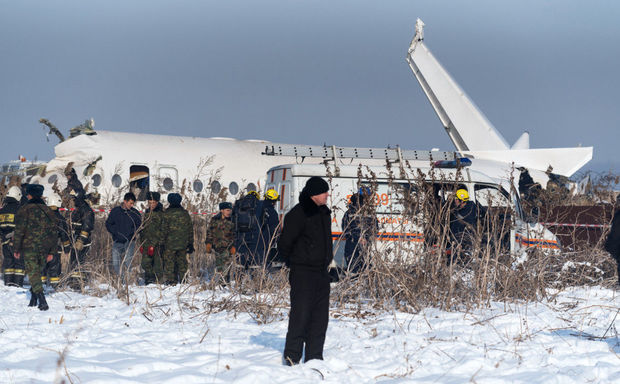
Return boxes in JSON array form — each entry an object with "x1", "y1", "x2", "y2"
[{"x1": 1, "y1": 168, "x2": 618, "y2": 321}]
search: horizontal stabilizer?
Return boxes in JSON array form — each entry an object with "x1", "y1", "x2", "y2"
[{"x1": 465, "y1": 147, "x2": 593, "y2": 177}]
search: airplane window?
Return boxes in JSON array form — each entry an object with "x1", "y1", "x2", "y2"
[
  {"x1": 91, "y1": 174, "x2": 102, "y2": 187},
  {"x1": 163, "y1": 177, "x2": 174, "y2": 191},
  {"x1": 229, "y1": 182, "x2": 239, "y2": 195},
  {"x1": 211, "y1": 180, "x2": 221, "y2": 194},
  {"x1": 193, "y1": 179, "x2": 203, "y2": 193},
  {"x1": 246, "y1": 183, "x2": 257, "y2": 192},
  {"x1": 47, "y1": 174, "x2": 58, "y2": 184},
  {"x1": 112, "y1": 174, "x2": 122, "y2": 188}
]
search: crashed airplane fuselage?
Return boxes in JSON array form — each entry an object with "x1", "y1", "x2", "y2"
[{"x1": 26, "y1": 18, "x2": 591, "y2": 203}]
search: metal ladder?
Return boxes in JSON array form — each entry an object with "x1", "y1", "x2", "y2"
[
  {"x1": 262, "y1": 144, "x2": 459, "y2": 162},
  {"x1": 262, "y1": 144, "x2": 463, "y2": 176}
]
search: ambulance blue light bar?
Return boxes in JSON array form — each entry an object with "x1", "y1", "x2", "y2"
[{"x1": 433, "y1": 158, "x2": 472, "y2": 168}]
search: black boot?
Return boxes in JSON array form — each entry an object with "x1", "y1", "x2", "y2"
[
  {"x1": 14, "y1": 275, "x2": 24, "y2": 288},
  {"x1": 3, "y1": 274, "x2": 12, "y2": 286},
  {"x1": 6, "y1": 274, "x2": 19, "y2": 287},
  {"x1": 144, "y1": 273, "x2": 153, "y2": 286},
  {"x1": 37, "y1": 292, "x2": 49, "y2": 311},
  {"x1": 28, "y1": 289, "x2": 38, "y2": 307}
]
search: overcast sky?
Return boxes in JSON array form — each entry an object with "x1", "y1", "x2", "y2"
[{"x1": 1, "y1": 0, "x2": 619, "y2": 175}]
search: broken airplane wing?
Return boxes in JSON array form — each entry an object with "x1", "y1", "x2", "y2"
[{"x1": 406, "y1": 18, "x2": 592, "y2": 177}]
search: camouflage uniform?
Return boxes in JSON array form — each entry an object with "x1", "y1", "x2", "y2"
[
  {"x1": 0, "y1": 198, "x2": 24, "y2": 286},
  {"x1": 68, "y1": 198, "x2": 94, "y2": 286},
  {"x1": 140, "y1": 202, "x2": 164, "y2": 284},
  {"x1": 205, "y1": 212, "x2": 235, "y2": 272},
  {"x1": 13, "y1": 198, "x2": 57, "y2": 294},
  {"x1": 41, "y1": 207, "x2": 69, "y2": 288},
  {"x1": 162, "y1": 205, "x2": 194, "y2": 284}
]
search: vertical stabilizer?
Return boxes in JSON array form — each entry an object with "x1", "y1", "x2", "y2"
[
  {"x1": 511, "y1": 131, "x2": 530, "y2": 150},
  {"x1": 406, "y1": 19, "x2": 510, "y2": 151}
]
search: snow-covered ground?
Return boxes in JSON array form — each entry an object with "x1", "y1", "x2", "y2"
[{"x1": 0, "y1": 283, "x2": 618, "y2": 383}]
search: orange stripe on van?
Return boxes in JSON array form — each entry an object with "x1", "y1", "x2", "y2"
[
  {"x1": 279, "y1": 184, "x2": 285, "y2": 210},
  {"x1": 332, "y1": 231, "x2": 424, "y2": 242},
  {"x1": 515, "y1": 233, "x2": 559, "y2": 249}
]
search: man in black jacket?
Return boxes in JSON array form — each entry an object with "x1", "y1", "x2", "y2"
[
  {"x1": 278, "y1": 176, "x2": 333, "y2": 365},
  {"x1": 105, "y1": 192, "x2": 141, "y2": 281}
]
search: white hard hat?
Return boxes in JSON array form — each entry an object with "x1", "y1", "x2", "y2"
[
  {"x1": 47, "y1": 194, "x2": 62, "y2": 208},
  {"x1": 6, "y1": 186, "x2": 22, "y2": 201}
]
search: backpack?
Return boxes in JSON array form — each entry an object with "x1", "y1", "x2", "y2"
[{"x1": 234, "y1": 195, "x2": 259, "y2": 233}]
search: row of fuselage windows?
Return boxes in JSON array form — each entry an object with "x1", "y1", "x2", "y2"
[{"x1": 46, "y1": 173, "x2": 256, "y2": 195}]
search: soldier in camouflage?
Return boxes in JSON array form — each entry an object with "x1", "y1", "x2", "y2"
[
  {"x1": 1, "y1": 186, "x2": 24, "y2": 286},
  {"x1": 67, "y1": 188, "x2": 94, "y2": 288},
  {"x1": 13, "y1": 184, "x2": 57, "y2": 311},
  {"x1": 205, "y1": 202, "x2": 236, "y2": 282},
  {"x1": 42, "y1": 194, "x2": 69, "y2": 289},
  {"x1": 162, "y1": 193, "x2": 194, "y2": 284},
  {"x1": 140, "y1": 192, "x2": 164, "y2": 285}
]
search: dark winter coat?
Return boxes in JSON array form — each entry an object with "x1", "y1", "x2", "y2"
[
  {"x1": 604, "y1": 208, "x2": 620, "y2": 260},
  {"x1": 51, "y1": 207, "x2": 70, "y2": 254},
  {"x1": 163, "y1": 205, "x2": 193, "y2": 251},
  {"x1": 106, "y1": 204, "x2": 142, "y2": 243},
  {"x1": 205, "y1": 212, "x2": 235, "y2": 253},
  {"x1": 0, "y1": 198, "x2": 20, "y2": 245},
  {"x1": 70, "y1": 199, "x2": 95, "y2": 245},
  {"x1": 233, "y1": 194, "x2": 261, "y2": 252},
  {"x1": 13, "y1": 198, "x2": 57, "y2": 255},
  {"x1": 255, "y1": 199, "x2": 280, "y2": 262},
  {"x1": 449, "y1": 200, "x2": 486, "y2": 237},
  {"x1": 342, "y1": 203, "x2": 378, "y2": 264},
  {"x1": 278, "y1": 190, "x2": 333, "y2": 271},
  {"x1": 140, "y1": 202, "x2": 164, "y2": 248}
]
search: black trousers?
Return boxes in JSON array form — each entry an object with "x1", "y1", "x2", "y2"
[
  {"x1": 2, "y1": 243, "x2": 24, "y2": 285},
  {"x1": 283, "y1": 267, "x2": 330, "y2": 363},
  {"x1": 42, "y1": 251, "x2": 61, "y2": 287},
  {"x1": 68, "y1": 245, "x2": 90, "y2": 284}
]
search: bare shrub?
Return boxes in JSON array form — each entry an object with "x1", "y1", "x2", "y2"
[{"x1": 41, "y1": 160, "x2": 618, "y2": 322}]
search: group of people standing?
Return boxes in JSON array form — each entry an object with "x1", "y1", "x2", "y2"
[
  {"x1": 105, "y1": 191, "x2": 194, "y2": 286},
  {"x1": 1, "y1": 180, "x2": 94, "y2": 310},
  {"x1": 105, "y1": 187, "x2": 283, "y2": 287},
  {"x1": 205, "y1": 189, "x2": 280, "y2": 282}
]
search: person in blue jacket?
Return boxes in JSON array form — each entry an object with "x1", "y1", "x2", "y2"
[{"x1": 105, "y1": 192, "x2": 141, "y2": 281}]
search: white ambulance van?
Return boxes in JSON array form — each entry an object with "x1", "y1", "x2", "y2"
[{"x1": 265, "y1": 159, "x2": 559, "y2": 265}]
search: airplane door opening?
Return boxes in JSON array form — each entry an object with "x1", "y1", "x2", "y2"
[{"x1": 130, "y1": 165, "x2": 150, "y2": 201}]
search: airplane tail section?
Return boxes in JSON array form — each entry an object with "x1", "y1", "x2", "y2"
[
  {"x1": 407, "y1": 19, "x2": 592, "y2": 177},
  {"x1": 511, "y1": 131, "x2": 530, "y2": 150},
  {"x1": 406, "y1": 18, "x2": 510, "y2": 152}
]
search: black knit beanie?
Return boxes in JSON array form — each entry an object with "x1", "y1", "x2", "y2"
[{"x1": 304, "y1": 176, "x2": 329, "y2": 196}]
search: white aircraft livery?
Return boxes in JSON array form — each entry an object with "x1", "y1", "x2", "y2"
[
  {"x1": 406, "y1": 19, "x2": 592, "y2": 177},
  {"x1": 24, "y1": 18, "x2": 592, "y2": 203}
]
